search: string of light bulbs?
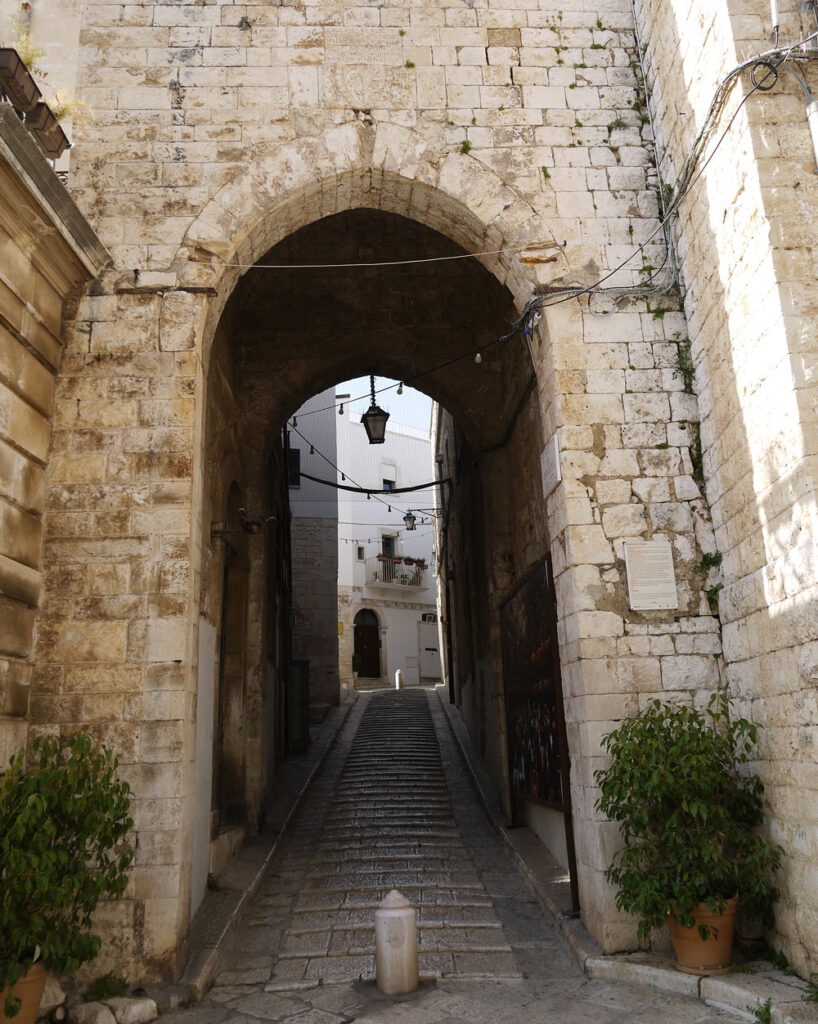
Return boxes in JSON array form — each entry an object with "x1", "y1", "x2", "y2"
[{"x1": 287, "y1": 420, "x2": 436, "y2": 524}]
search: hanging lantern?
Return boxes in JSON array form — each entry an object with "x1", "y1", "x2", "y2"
[
  {"x1": 361, "y1": 373, "x2": 389, "y2": 444},
  {"x1": 403, "y1": 511, "x2": 417, "y2": 532}
]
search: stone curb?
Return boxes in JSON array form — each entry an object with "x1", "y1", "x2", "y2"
[
  {"x1": 177, "y1": 691, "x2": 358, "y2": 1001},
  {"x1": 433, "y1": 686, "x2": 818, "y2": 1024}
]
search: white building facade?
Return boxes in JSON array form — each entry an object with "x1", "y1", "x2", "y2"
[
  {"x1": 288, "y1": 389, "x2": 340, "y2": 708},
  {"x1": 336, "y1": 401, "x2": 442, "y2": 690}
]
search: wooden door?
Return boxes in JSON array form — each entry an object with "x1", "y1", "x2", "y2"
[{"x1": 354, "y1": 621, "x2": 381, "y2": 678}]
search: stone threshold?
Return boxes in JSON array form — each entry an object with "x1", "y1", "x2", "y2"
[
  {"x1": 433, "y1": 686, "x2": 815, "y2": 1024},
  {"x1": 177, "y1": 691, "x2": 358, "y2": 1000}
]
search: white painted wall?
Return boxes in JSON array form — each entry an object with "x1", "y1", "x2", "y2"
[
  {"x1": 289, "y1": 388, "x2": 340, "y2": 702},
  {"x1": 288, "y1": 387, "x2": 339, "y2": 521},
  {"x1": 337, "y1": 404, "x2": 441, "y2": 684}
]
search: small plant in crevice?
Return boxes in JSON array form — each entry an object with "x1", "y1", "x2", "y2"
[
  {"x1": 749, "y1": 998, "x2": 771, "y2": 1024},
  {"x1": 459, "y1": 139, "x2": 472, "y2": 155},
  {"x1": 690, "y1": 424, "x2": 704, "y2": 484},
  {"x1": 84, "y1": 973, "x2": 129, "y2": 1004},
  {"x1": 760, "y1": 946, "x2": 796, "y2": 974},
  {"x1": 676, "y1": 337, "x2": 696, "y2": 393},
  {"x1": 405, "y1": 59, "x2": 415, "y2": 68},
  {"x1": 541, "y1": 166, "x2": 551, "y2": 181},
  {"x1": 706, "y1": 582, "x2": 724, "y2": 613},
  {"x1": 693, "y1": 551, "x2": 723, "y2": 574},
  {"x1": 804, "y1": 972, "x2": 818, "y2": 1003}
]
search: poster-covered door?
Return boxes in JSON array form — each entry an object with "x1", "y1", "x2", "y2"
[{"x1": 418, "y1": 621, "x2": 442, "y2": 680}]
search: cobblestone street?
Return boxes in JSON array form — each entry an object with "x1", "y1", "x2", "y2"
[{"x1": 163, "y1": 690, "x2": 744, "y2": 1023}]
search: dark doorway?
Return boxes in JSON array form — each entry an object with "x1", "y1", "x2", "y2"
[
  {"x1": 215, "y1": 483, "x2": 249, "y2": 831},
  {"x1": 353, "y1": 609, "x2": 381, "y2": 678}
]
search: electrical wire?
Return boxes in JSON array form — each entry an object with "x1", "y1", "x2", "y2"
[
  {"x1": 288, "y1": 421, "x2": 435, "y2": 520},
  {"x1": 281, "y1": 24, "x2": 818, "y2": 433},
  {"x1": 300, "y1": 471, "x2": 449, "y2": 495},
  {"x1": 219, "y1": 241, "x2": 556, "y2": 271}
]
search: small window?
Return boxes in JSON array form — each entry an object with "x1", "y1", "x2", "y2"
[
  {"x1": 287, "y1": 447, "x2": 301, "y2": 487},
  {"x1": 382, "y1": 479, "x2": 394, "y2": 491},
  {"x1": 422, "y1": 613, "x2": 437, "y2": 623},
  {"x1": 356, "y1": 546, "x2": 365, "y2": 561}
]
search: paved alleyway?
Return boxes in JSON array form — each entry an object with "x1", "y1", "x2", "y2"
[{"x1": 163, "y1": 690, "x2": 744, "y2": 1023}]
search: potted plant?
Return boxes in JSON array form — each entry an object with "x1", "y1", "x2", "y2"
[
  {"x1": 0, "y1": 733, "x2": 133, "y2": 1022},
  {"x1": 403, "y1": 557, "x2": 415, "y2": 566},
  {"x1": 594, "y1": 694, "x2": 782, "y2": 975}
]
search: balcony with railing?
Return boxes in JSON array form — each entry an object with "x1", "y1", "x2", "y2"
[{"x1": 367, "y1": 555, "x2": 429, "y2": 591}]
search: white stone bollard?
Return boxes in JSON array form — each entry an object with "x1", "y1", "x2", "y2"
[
  {"x1": 374, "y1": 890, "x2": 418, "y2": 995},
  {"x1": 394, "y1": 669, "x2": 404, "y2": 690}
]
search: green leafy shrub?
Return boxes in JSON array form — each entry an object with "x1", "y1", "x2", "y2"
[
  {"x1": 0, "y1": 734, "x2": 133, "y2": 1017},
  {"x1": 594, "y1": 695, "x2": 782, "y2": 940}
]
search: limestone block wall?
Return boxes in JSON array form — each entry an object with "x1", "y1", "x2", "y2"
[
  {"x1": 636, "y1": 0, "x2": 818, "y2": 974},
  {"x1": 16, "y1": 0, "x2": 792, "y2": 972},
  {"x1": 0, "y1": 106, "x2": 107, "y2": 766},
  {"x1": 291, "y1": 517, "x2": 340, "y2": 705}
]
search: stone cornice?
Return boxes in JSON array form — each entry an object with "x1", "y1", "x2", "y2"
[{"x1": 0, "y1": 105, "x2": 109, "y2": 282}]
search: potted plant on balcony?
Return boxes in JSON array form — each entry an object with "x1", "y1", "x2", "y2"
[
  {"x1": 0, "y1": 733, "x2": 133, "y2": 1022},
  {"x1": 594, "y1": 694, "x2": 782, "y2": 975}
]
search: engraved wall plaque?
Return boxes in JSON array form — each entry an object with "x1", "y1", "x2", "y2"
[
  {"x1": 623, "y1": 539, "x2": 678, "y2": 610},
  {"x1": 540, "y1": 433, "x2": 561, "y2": 499}
]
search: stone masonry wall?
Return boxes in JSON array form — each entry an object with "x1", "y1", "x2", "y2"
[
  {"x1": 15, "y1": 0, "x2": 811, "y2": 972},
  {"x1": 291, "y1": 517, "x2": 340, "y2": 706},
  {"x1": 0, "y1": 107, "x2": 107, "y2": 766},
  {"x1": 637, "y1": 0, "x2": 818, "y2": 974}
]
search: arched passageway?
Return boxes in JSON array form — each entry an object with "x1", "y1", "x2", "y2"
[{"x1": 194, "y1": 202, "x2": 567, "y2": 922}]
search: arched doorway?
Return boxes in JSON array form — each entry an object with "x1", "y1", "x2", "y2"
[{"x1": 353, "y1": 609, "x2": 381, "y2": 680}]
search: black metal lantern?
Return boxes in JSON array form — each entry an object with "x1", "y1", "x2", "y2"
[
  {"x1": 403, "y1": 511, "x2": 417, "y2": 531},
  {"x1": 361, "y1": 374, "x2": 389, "y2": 444}
]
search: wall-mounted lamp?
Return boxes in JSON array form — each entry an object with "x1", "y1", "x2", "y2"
[{"x1": 361, "y1": 374, "x2": 389, "y2": 444}]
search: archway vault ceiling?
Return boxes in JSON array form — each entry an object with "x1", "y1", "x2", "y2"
[{"x1": 220, "y1": 209, "x2": 527, "y2": 449}]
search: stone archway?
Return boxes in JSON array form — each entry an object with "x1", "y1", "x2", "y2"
[
  {"x1": 184, "y1": 135, "x2": 564, "y2": 935},
  {"x1": 36, "y1": 116, "x2": 719, "y2": 977}
]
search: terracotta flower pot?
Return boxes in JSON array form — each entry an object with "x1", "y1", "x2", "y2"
[
  {"x1": 667, "y1": 897, "x2": 738, "y2": 975},
  {"x1": 0, "y1": 962, "x2": 47, "y2": 1024}
]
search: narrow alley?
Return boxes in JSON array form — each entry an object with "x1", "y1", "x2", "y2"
[{"x1": 161, "y1": 690, "x2": 743, "y2": 1024}]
